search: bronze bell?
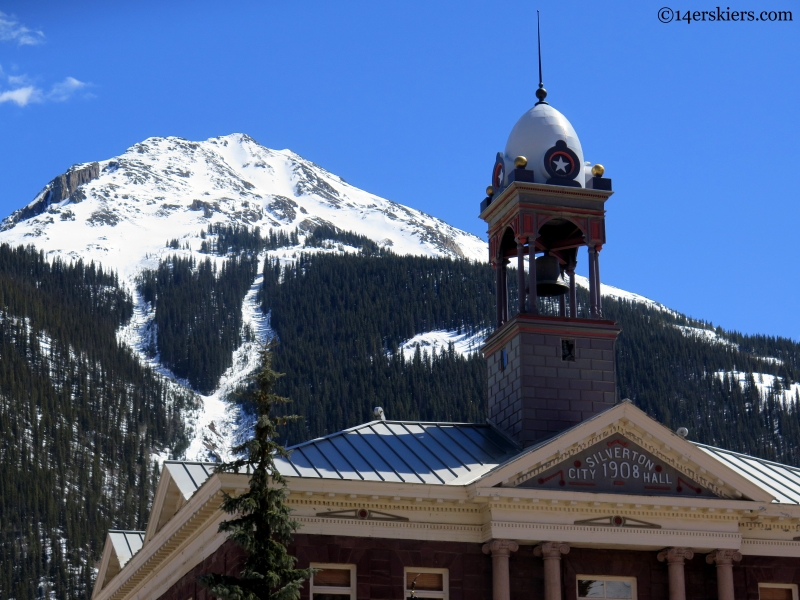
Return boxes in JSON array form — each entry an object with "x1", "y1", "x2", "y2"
[{"x1": 535, "y1": 254, "x2": 569, "y2": 297}]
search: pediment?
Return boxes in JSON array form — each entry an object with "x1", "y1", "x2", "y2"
[
  {"x1": 516, "y1": 432, "x2": 717, "y2": 497},
  {"x1": 479, "y1": 401, "x2": 774, "y2": 503},
  {"x1": 144, "y1": 461, "x2": 215, "y2": 543}
]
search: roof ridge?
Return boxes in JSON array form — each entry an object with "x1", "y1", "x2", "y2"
[
  {"x1": 107, "y1": 530, "x2": 146, "y2": 534},
  {"x1": 284, "y1": 420, "x2": 493, "y2": 451}
]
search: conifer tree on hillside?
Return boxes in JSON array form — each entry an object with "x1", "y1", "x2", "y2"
[{"x1": 199, "y1": 344, "x2": 313, "y2": 600}]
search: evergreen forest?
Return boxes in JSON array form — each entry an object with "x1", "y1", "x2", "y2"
[
  {"x1": 0, "y1": 244, "x2": 194, "y2": 599},
  {"x1": 258, "y1": 241, "x2": 800, "y2": 467},
  {"x1": 2, "y1": 224, "x2": 800, "y2": 598}
]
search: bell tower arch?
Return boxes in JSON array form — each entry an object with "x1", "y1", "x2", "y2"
[{"x1": 479, "y1": 85, "x2": 621, "y2": 448}]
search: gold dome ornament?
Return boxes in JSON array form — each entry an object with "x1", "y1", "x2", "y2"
[
  {"x1": 591, "y1": 164, "x2": 605, "y2": 177},
  {"x1": 514, "y1": 156, "x2": 528, "y2": 169},
  {"x1": 486, "y1": 186, "x2": 494, "y2": 197}
]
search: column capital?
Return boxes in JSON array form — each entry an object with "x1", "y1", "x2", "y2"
[
  {"x1": 705, "y1": 549, "x2": 742, "y2": 565},
  {"x1": 515, "y1": 236, "x2": 528, "y2": 245},
  {"x1": 482, "y1": 539, "x2": 519, "y2": 557},
  {"x1": 534, "y1": 541, "x2": 570, "y2": 559},
  {"x1": 657, "y1": 547, "x2": 694, "y2": 564}
]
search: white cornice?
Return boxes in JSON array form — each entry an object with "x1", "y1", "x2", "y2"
[
  {"x1": 741, "y1": 538, "x2": 800, "y2": 557},
  {"x1": 484, "y1": 520, "x2": 741, "y2": 550}
]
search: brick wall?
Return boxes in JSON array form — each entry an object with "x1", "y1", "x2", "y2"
[
  {"x1": 156, "y1": 536, "x2": 800, "y2": 600},
  {"x1": 488, "y1": 323, "x2": 618, "y2": 447},
  {"x1": 157, "y1": 538, "x2": 246, "y2": 600},
  {"x1": 737, "y1": 556, "x2": 800, "y2": 600},
  {"x1": 291, "y1": 535, "x2": 494, "y2": 600},
  {"x1": 563, "y1": 547, "x2": 717, "y2": 600}
]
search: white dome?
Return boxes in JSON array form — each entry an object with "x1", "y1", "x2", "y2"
[{"x1": 504, "y1": 103, "x2": 584, "y2": 187}]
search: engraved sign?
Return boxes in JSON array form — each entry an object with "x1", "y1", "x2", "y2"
[{"x1": 517, "y1": 434, "x2": 717, "y2": 497}]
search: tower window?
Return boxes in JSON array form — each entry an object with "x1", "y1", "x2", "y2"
[
  {"x1": 501, "y1": 349, "x2": 508, "y2": 370},
  {"x1": 562, "y1": 339, "x2": 576, "y2": 361}
]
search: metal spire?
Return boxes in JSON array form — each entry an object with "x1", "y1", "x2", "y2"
[{"x1": 535, "y1": 10, "x2": 548, "y2": 105}]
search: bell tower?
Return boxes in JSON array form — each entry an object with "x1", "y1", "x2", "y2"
[{"x1": 479, "y1": 39, "x2": 621, "y2": 448}]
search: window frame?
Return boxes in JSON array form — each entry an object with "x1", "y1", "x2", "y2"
[
  {"x1": 309, "y1": 563, "x2": 357, "y2": 600},
  {"x1": 759, "y1": 584, "x2": 799, "y2": 600},
  {"x1": 576, "y1": 575, "x2": 637, "y2": 600},
  {"x1": 404, "y1": 567, "x2": 449, "y2": 600}
]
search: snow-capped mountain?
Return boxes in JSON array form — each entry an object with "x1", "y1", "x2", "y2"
[
  {"x1": 0, "y1": 133, "x2": 490, "y2": 461},
  {"x1": 0, "y1": 133, "x2": 486, "y2": 278}
]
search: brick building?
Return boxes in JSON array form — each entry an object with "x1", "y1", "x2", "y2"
[{"x1": 93, "y1": 75, "x2": 800, "y2": 600}]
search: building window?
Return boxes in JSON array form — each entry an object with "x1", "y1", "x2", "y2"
[
  {"x1": 577, "y1": 576, "x2": 636, "y2": 600},
  {"x1": 760, "y1": 585, "x2": 798, "y2": 600},
  {"x1": 562, "y1": 339, "x2": 576, "y2": 361},
  {"x1": 501, "y1": 349, "x2": 508, "y2": 370},
  {"x1": 310, "y1": 564, "x2": 356, "y2": 600},
  {"x1": 405, "y1": 567, "x2": 448, "y2": 600}
]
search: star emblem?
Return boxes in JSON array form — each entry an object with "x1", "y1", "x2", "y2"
[{"x1": 553, "y1": 156, "x2": 570, "y2": 173}]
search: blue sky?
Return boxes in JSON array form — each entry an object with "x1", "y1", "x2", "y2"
[{"x1": 0, "y1": 1, "x2": 798, "y2": 340}]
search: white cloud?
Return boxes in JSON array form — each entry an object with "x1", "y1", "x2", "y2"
[
  {"x1": 7, "y1": 74, "x2": 30, "y2": 86},
  {"x1": 48, "y1": 76, "x2": 86, "y2": 101},
  {"x1": 0, "y1": 11, "x2": 45, "y2": 46},
  {"x1": 0, "y1": 75, "x2": 90, "y2": 107},
  {"x1": 0, "y1": 86, "x2": 40, "y2": 106}
]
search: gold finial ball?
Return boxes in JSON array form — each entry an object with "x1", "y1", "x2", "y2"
[
  {"x1": 486, "y1": 185, "x2": 494, "y2": 197},
  {"x1": 591, "y1": 164, "x2": 605, "y2": 177},
  {"x1": 514, "y1": 156, "x2": 528, "y2": 169}
]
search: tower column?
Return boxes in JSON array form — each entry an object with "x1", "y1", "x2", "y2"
[
  {"x1": 516, "y1": 238, "x2": 527, "y2": 315},
  {"x1": 595, "y1": 245, "x2": 603, "y2": 317},
  {"x1": 494, "y1": 262, "x2": 502, "y2": 327},
  {"x1": 657, "y1": 547, "x2": 694, "y2": 600},
  {"x1": 535, "y1": 542, "x2": 569, "y2": 600},
  {"x1": 500, "y1": 259, "x2": 509, "y2": 324},
  {"x1": 482, "y1": 539, "x2": 518, "y2": 600},
  {"x1": 528, "y1": 238, "x2": 538, "y2": 314},
  {"x1": 567, "y1": 259, "x2": 577, "y2": 318},
  {"x1": 559, "y1": 293, "x2": 566, "y2": 317},
  {"x1": 706, "y1": 550, "x2": 741, "y2": 600},
  {"x1": 588, "y1": 246, "x2": 598, "y2": 318}
]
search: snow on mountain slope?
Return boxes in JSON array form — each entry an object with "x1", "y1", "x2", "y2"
[
  {"x1": 0, "y1": 133, "x2": 490, "y2": 460},
  {"x1": 0, "y1": 132, "x2": 730, "y2": 461},
  {"x1": 0, "y1": 134, "x2": 486, "y2": 278},
  {"x1": 396, "y1": 329, "x2": 489, "y2": 360}
]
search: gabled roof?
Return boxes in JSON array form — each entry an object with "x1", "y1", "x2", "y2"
[
  {"x1": 274, "y1": 420, "x2": 519, "y2": 485},
  {"x1": 698, "y1": 443, "x2": 800, "y2": 504},
  {"x1": 94, "y1": 462, "x2": 217, "y2": 598},
  {"x1": 476, "y1": 401, "x2": 777, "y2": 504},
  {"x1": 92, "y1": 531, "x2": 144, "y2": 597},
  {"x1": 144, "y1": 461, "x2": 216, "y2": 543}
]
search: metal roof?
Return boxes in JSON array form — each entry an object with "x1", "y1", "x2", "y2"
[
  {"x1": 107, "y1": 531, "x2": 145, "y2": 568},
  {"x1": 162, "y1": 461, "x2": 216, "y2": 499},
  {"x1": 697, "y1": 443, "x2": 800, "y2": 504},
  {"x1": 275, "y1": 420, "x2": 519, "y2": 485}
]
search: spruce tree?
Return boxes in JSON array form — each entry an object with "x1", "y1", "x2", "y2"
[{"x1": 199, "y1": 344, "x2": 313, "y2": 600}]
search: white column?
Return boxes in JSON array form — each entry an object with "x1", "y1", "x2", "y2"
[
  {"x1": 534, "y1": 542, "x2": 570, "y2": 600},
  {"x1": 657, "y1": 547, "x2": 694, "y2": 600},
  {"x1": 706, "y1": 550, "x2": 741, "y2": 600},
  {"x1": 482, "y1": 539, "x2": 519, "y2": 600}
]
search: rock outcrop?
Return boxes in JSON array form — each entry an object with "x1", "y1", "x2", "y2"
[{"x1": 2, "y1": 162, "x2": 100, "y2": 229}]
